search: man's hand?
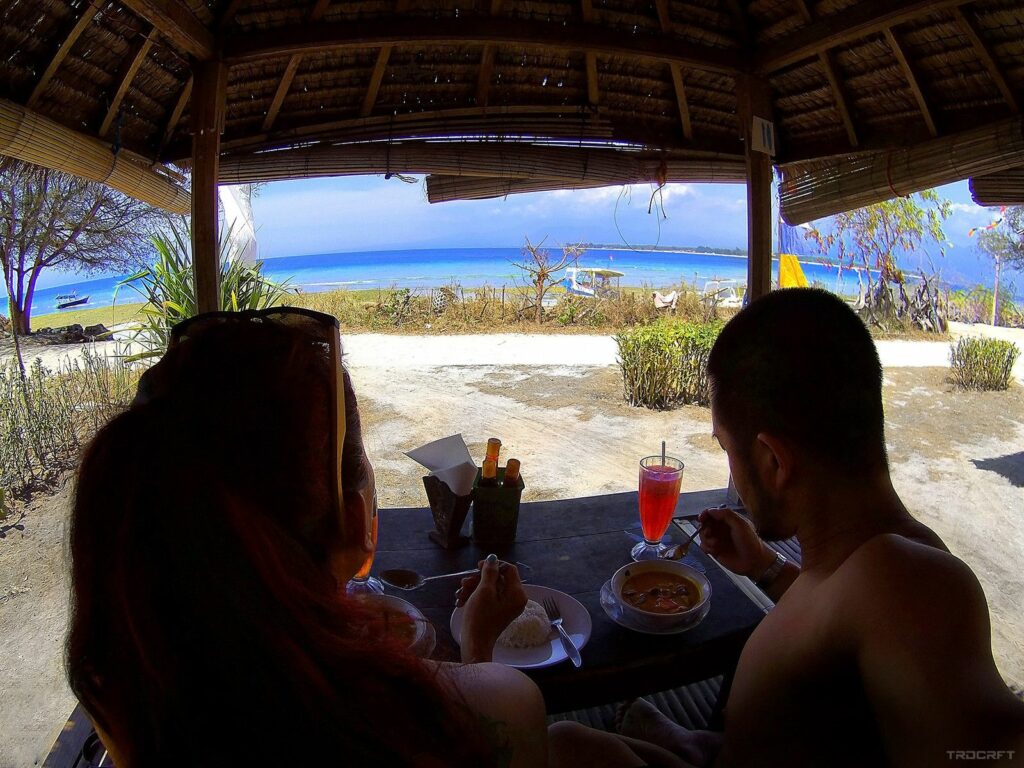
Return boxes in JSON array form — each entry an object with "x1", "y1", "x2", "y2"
[
  {"x1": 456, "y1": 556, "x2": 528, "y2": 663},
  {"x1": 698, "y1": 505, "x2": 775, "y2": 579}
]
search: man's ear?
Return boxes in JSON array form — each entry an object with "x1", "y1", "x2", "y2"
[{"x1": 754, "y1": 432, "x2": 793, "y2": 492}]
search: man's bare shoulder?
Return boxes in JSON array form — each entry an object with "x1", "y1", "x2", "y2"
[{"x1": 833, "y1": 532, "x2": 984, "y2": 624}]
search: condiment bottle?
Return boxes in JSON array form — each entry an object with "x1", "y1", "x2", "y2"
[
  {"x1": 485, "y1": 438, "x2": 501, "y2": 463},
  {"x1": 480, "y1": 458, "x2": 499, "y2": 486},
  {"x1": 503, "y1": 458, "x2": 521, "y2": 487}
]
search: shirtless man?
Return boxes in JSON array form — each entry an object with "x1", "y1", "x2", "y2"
[{"x1": 550, "y1": 288, "x2": 1024, "y2": 767}]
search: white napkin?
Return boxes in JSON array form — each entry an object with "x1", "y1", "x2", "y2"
[{"x1": 405, "y1": 434, "x2": 478, "y2": 496}]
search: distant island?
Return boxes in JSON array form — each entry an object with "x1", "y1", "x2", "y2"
[{"x1": 583, "y1": 244, "x2": 748, "y2": 256}]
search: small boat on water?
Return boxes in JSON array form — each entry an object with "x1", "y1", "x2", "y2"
[
  {"x1": 563, "y1": 267, "x2": 624, "y2": 299},
  {"x1": 55, "y1": 292, "x2": 90, "y2": 309}
]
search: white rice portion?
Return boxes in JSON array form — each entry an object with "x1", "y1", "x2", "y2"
[{"x1": 496, "y1": 599, "x2": 552, "y2": 649}]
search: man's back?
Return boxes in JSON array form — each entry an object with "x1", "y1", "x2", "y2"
[{"x1": 719, "y1": 529, "x2": 1024, "y2": 767}]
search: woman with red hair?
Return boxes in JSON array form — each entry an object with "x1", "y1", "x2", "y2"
[{"x1": 67, "y1": 309, "x2": 546, "y2": 767}]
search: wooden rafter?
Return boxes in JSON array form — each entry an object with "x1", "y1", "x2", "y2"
[
  {"x1": 119, "y1": 0, "x2": 214, "y2": 60},
  {"x1": 158, "y1": 75, "x2": 192, "y2": 153},
  {"x1": 27, "y1": 2, "x2": 100, "y2": 109},
  {"x1": 885, "y1": 27, "x2": 938, "y2": 137},
  {"x1": 757, "y1": 0, "x2": 972, "y2": 73},
  {"x1": 260, "y1": 0, "x2": 342, "y2": 133},
  {"x1": 951, "y1": 7, "x2": 1019, "y2": 114},
  {"x1": 669, "y1": 64, "x2": 693, "y2": 140},
  {"x1": 224, "y1": 17, "x2": 745, "y2": 74},
  {"x1": 474, "y1": 0, "x2": 505, "y2": 108},
  {"x1": 793, "y1": 0, "x2": 858, "y2": 147},
  {"x1": 99, "y1": 29, "x2": 155, "y2": 138},
  {"x1": 262, "y1": 55, "x2": 301, "y2": 132},
  {"x1": 586, "y1": 53, "x2": 600, "y2": 105},
  {"x1": 361, "y1": 46, "x2": 392, "y2": 117}
]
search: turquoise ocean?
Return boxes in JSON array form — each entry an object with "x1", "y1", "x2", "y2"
[{"x1": 3, "y1": 246, "x2": 1004, "y2": 317}]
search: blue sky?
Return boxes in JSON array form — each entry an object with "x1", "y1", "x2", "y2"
[{"x1": 32, "y1": 175, "x2": 1014, "y2": 290}]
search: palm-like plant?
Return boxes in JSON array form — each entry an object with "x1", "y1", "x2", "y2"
[{"x1": 116, "y1": 219, "x2": 294, "y2": 359}]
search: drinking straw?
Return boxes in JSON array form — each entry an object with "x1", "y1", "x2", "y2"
[{"x1": 661, "y1": 440, "x2": 666, "y2": 465}]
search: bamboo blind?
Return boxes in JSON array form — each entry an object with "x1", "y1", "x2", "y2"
[
  {"x1": 218, "y1": 141, "x2": 743, "y2": 186},
  {"x1": 426, "y1": 162, "x2": 746, "y2": 202},
  {"x1": 779, "y1": 118, "x2": 1024, "y2": 224},
  {"x1": 969, "y1": 168, "x2": 1024, "y2": 206},
  {"x1": 0, "y1": 99, "x2": 191, "y2": 214}
]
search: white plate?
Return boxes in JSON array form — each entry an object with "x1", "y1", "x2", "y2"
[
  {"x1": 600, "y1": 580, "x2": 708, "y2": 635},
  {"x1": 450, "y1": 585, "x2": 592, "y2": 669}
]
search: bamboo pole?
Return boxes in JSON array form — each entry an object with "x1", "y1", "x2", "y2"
[
  {"x1": 190, "y1": 60, "x2": 227, "y2": 315},
  {"x1": 0, "y1": 99, "x2": 189, "y2": 213}
]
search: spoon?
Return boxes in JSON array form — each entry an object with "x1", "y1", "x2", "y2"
[
  {"x1": 662, "y1": 522, "x2": 704, "y2": 560},
  {"x1": 381, "y1": 560, "x2": 533, "y2": 591},
  {"x1": 380, "y1": 567, "x2": 481, "y2": 590}
]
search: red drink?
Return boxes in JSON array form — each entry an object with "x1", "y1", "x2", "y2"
[{"x1": 634, "y1": 456, "x2": 684, "y2": 564}]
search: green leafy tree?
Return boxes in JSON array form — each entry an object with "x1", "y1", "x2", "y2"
[
  {"x1": 0, "y1": 160, "x2": 164, "y2": 334},
  {"x1": 809, "y1": 190, "x2": 952, "y2": 289},
  {"x1": 974, "y1": 207, "x2": 1024, "y2": 326}
]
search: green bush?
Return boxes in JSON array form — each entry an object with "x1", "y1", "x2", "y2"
[
  {"x1": 616, "y1": 320, "x2": 723, "y2": 408},
  {"x1": 950, "y1": 337, "x2": 1020, "y2": 391}
]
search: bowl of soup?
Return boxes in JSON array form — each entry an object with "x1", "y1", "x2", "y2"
[
  {"x1": 610, "y1": 560, "x2": 712, "y2": 632},
  {"x1": 358, "y1": 594, "x2": 428, "y2": 650}
]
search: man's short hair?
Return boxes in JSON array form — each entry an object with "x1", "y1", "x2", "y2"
[{"x1": 707, "y1": 288, "x2": 887, "y2": 471}]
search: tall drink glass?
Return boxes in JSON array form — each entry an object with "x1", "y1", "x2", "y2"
[
  {"x1": 633, "y1": 456, "x2": 684, "y2": 561},
  {"x1": 347, "y1": 493, "x2": 384, "y2": 595}
]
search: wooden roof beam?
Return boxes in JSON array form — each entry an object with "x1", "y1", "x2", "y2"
[
  {"x1": 262, "y1": 55, "x2": 301, "y2": 132},
  {"x1": 476, "y1": 0, "x2": 504, "y2": 108},
  {"x1": 792, "y1": 0, "x2": 858, "y2": 148},
  {"x1": 653, "y1": 0, "x2": 691, "y2": 142},
  {"x1": 885, "y1": 27, "x2": 938, "y2": 138},
  {"x1": 224, "y1": 17, "x2": 745, "y2": 74},
  {"x1": 757, "y1": 0, "x2": 972, "y2": 73},
  {"x1": 361, "y1": 46, "x2": 392, "y2": 117},
  {"x1": 120, "y1": 0, "x2": 214, "y2": 60},
  {"x1": 27, "y1": 2, "x2": 100, "y2": 109},
  {"x1": 158, "y1": 74, "x2": 192, "y2": 153},
  {"x1": 951, "y1": 7, "x2": 1019, "y2": 114},
  {"x1": 218, "y1": 0, "x2": 248, "y2": 29},
  {"x1": 99, "y1": 29, "x2": 155, "y2": 138}
]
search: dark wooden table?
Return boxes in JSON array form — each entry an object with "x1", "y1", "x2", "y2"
[{"x1": 375, "y1": 489, "x2": 765, "y2": 713}]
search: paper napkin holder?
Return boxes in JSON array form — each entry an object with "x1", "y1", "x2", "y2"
[
  {"x1": 422, "y1": 474, "x2": 472, "y2": 549},
  {"x1": 471, "y1": 468, "x2": 525, "y2": 549}
]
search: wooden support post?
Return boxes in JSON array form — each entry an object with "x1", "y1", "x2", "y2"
[
  {"x1": 190, "y1": 60, "x2": 227, "y2": 315},
  {"x1": 737, "y1": 74, "x2": 773, "y2": 302}
]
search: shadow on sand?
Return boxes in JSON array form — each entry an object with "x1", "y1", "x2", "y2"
[{"x1": 972, "y1": 453, "x2": 1024, "y2": 488}]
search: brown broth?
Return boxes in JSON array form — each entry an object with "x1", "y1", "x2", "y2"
[{"x1": 621, "y1": 572, "x2": 700, "y2": 614}]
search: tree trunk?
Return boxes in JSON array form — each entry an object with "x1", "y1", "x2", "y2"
[
  {"x1": 10, "y1": 303, "x2": 29, "y2": 335},
  {"x1": 992, "y1": 254, "x2": 1001, "y2": 327}
]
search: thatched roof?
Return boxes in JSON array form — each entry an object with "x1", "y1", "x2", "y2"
[{"x1": 4, "y1": 0, "x2": 1024, "y2": 217}]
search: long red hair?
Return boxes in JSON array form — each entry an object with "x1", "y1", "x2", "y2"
[{"x1": 67, "y1": 320, "x2": 494, "y2": 766}]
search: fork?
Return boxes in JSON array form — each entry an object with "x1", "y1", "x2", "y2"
[{"x1": 542, "y1": 597, "x2": 582, "y2": 668}]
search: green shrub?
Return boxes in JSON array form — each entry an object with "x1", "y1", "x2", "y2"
[
  {"x1": 950, "y1": 337, "x2": 1020, "y2": 391},
  {"x1": 616, "y1": 320, "x2": 723, "y2": 408}
]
